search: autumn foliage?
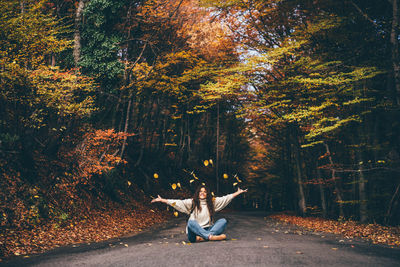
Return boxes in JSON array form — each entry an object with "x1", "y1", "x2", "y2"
[
  {"x1": 67, "y1": 129, "x2": 132, "y2": 181},
  {"x1": 270, "y1": 214, "x2": 400, "y2": 247}
]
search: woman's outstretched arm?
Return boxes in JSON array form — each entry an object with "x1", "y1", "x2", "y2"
[
  {"x1": 231, "y1": 187, "x2": 248, "y2": 198},
  {"x1": 151, "y1": 195, "x2": 193, "y2": 214},
  {"x1": 214, "y1": 187, "x2": 248, "y2": 212}
]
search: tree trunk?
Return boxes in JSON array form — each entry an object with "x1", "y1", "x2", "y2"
[
  {"x1": 73, "y1": 0, "x2": 85, "y2": 66},
  {"x1": 20, "y1": 0, "x2": 25, "y2": 14},
  {"x1": 119, "y1": 98, "x2": 132, "y2": 159},
  {"x1": 385, "y1": 182, "x2": 400, "y2": 224},
  {"x1": 216, "y1": 102, "x2": 220, "y2": 194},
  {"x1": 391, "y1": 0, "x2": 400, "y2": 105},
  {"x1": 51, "y1": 55, "x2": 56, "y2": 67},
  {"x1": 323, "y1": 143, "x2": 344, "y2": 218},
  {"x1": 316, "y1": 163, "x2": 327, "y2": 218},
  {"x1": 293, "y1": 135, "x2": 306, "y2": 216},
  {"x1": 357, "y1": 151, "x2": 368, "y2": 223}
]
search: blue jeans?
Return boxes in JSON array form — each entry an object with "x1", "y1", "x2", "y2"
[{"x1": 187, "y1": 218, "x2": 227, "y2": 242}]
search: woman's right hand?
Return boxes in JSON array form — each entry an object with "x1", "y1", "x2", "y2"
[{"x1": 151, "y1": 195, "x2": 163, "y2": 203}]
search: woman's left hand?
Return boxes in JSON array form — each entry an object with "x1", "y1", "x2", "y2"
[{"x1": 236, "y1": 187, "x2": 248, "y2": 194}]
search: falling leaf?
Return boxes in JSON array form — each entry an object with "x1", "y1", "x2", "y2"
[
  {"x1": 34, "y1": 195, "x2": 39, "y2": 198},
  {"x1": 223, "y1": 173, "x2": 228, "y2": 179},
  {"x1": 153, "y1": 173, "x2": 159, "y2": 179},
  {"x1": 204, "y1": 160, "x2": 209, "y2": 166},
  {"x1": 257, "y1": 238, "x2": 262, "y2": 240},
  {"x1": 202, "y1": 182, "x2": 205, "y2": 186},
  {"x1": 127, "y1": 181, "x2": 131, "y2": 186},
  {"x1": 171, "y1": 202, "x2": 176, "y2": 207},
  {"x1": 231, "y1": 238, "x2": 237, "y2": 241},
  {"x1": 233, "y1": 182, "x2": 238, "y2": 186},
  {"x1": 209, "y1": 159, "x2": 213, "y2": 165},
  {"x1": 331, "y1": 248, "x2": 338, "y2": 250},
  {"x1": 171, "y1": 183, "x2": 177, "y2": 190},
  {"x1": 177, "y1": 182, "x2": 181, "y2": 188},
  {"x1": 190, "y1": 179, "x2": 194, "y2": 183},
  {"x1": 174, "y1": 211, "x2": 178, "y2": 217},
  {"x1": 150, "y1": 209, "x2": 155, "y2": 213},
  {"x1": 211, "y1": 192, "x2": 215, "y2": 196},
  {"x1": 124, "y1": 244, "x2": 129, "y2": 247}
]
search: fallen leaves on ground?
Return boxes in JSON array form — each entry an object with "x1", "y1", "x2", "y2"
[
  {"x1": 1, "y1": 204, "x2": 171, "y2": 259},
  {"x1": 270, "y1": 214, "x2": 400, "y2": 247}
]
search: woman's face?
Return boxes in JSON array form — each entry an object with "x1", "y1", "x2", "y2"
[{"x1": 199, "y1": 187, "x2": 207, "y2": 200}]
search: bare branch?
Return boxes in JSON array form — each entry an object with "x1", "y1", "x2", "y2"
[{"x1": 349, "y1": 1, "x2": 378, "y2": 26}]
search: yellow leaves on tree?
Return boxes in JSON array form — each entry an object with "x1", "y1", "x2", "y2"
[
  {"x1": 29, "y1": 67, "x2": 96, "y2": 123},
  {"x1": 0, "y1": 0, "x2": 70, "y2": 69}
]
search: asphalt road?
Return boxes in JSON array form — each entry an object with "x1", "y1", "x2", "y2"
[{"x1": 2, "y1": 211, "x2": 400, "y2": 267}]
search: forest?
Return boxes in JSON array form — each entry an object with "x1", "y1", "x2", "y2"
[{"x1": 1, "y1": 0, "x2": 400, "y2": 258}]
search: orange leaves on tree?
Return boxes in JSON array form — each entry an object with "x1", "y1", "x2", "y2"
[{"x1": 67, "y1": 129, "x2": 133, "y2": 183}]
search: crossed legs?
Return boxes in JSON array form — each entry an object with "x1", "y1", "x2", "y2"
[{"x1": 187, "y1": 218, "x2": 227, "y2": 242}]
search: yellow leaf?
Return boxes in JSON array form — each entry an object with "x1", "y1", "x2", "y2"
[
  {"x1": 174, "y1": 211, "x2": 178, "y2": 217},
  {"x1": 190, "y1": 179, "x2": 194, "y2": 183},
  {"x1": 172, "y1": 183, "x2": 177, "y2": 190},
  {"x1": 223, "y1": 173, "x2": 228, "y2": 179},
  {"x1": 331, "y1": 248, "x2": 338, "y2": 250},
  {"x1": 127, "y1": 181, "x2": 131, "y2": 186},
  {"x1": 233, "y1": 182, "x2": 238, "y2": 186},
  {"x1": 204, "y1": 160, "x2": 209, "y2": 166},
  {"x1": 124, "y1": 244, "x2": 129, "y2": 247},
  {"x1": 34, "y1": 195, "x2": 39, "y2": 198},
  {"x1": 202, "y1": 182, "x2": 205, "y2": 186},
  {"x1": 209, "y1": 159, "x2": 213, "y2": 165},
  {"x1": 211, "y1": 192, "x2": 215, "y2": 196},
  {"x1": 177, "y1": 182, "x2": 181, "y2": 188},
  {"x1": 153, "y1": 173, "x2": 159, "y2": 179}
]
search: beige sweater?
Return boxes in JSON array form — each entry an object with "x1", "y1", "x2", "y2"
[{"x1": 166, "y1": 193, "x2": 235, "y2": 229}]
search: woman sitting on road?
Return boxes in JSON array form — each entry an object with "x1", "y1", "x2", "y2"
[{"x1": 151, "y1": 185, "x2": 247, "y2": 242}]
